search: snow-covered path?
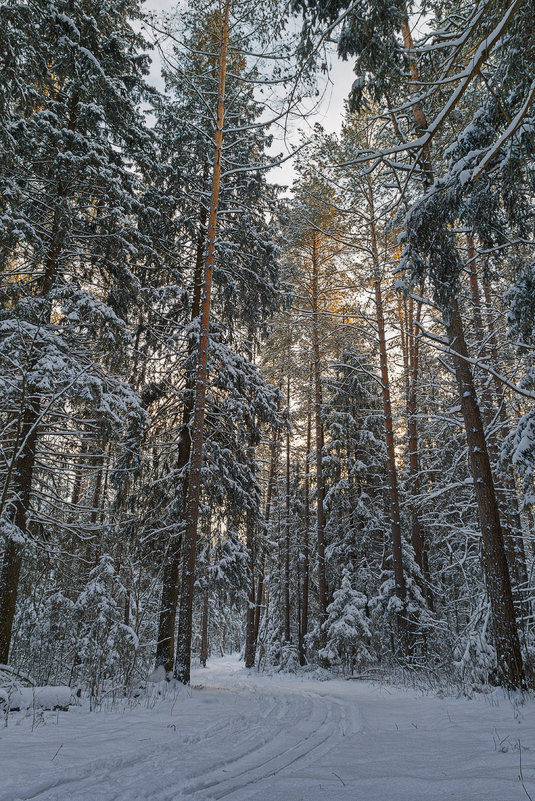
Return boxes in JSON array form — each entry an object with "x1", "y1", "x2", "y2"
[{"x1": 1, "y1": 655, "x2": 535, "y2": 801}]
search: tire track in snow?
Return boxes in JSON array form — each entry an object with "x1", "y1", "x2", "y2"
[
  {"x1": 9, "y1": 684, "x2": 307, "y2": 801},
  {"x1": 6, "y1": 670, "x2": 365, "y2": 801},
  {"x1": 182, "y1": 688, "x2": 362, "y2": 801}
]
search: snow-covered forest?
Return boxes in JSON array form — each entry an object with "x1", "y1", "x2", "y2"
[{"x1": 1, "y1": 0, "x2": 535, "y2": 719}]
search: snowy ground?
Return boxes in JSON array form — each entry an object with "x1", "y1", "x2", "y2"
[{"x1": 1, "y1": 655, "x2": 535, "y2": 801}]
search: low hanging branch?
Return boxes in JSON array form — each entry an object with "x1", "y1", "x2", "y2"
[
  {"x1": 414, "y1": 321, "x2": 535, "y2": 401},
  {"x1": 470, "y1": 79, "x2": 535, "y2": 183},
  {"x1": 337, "y1": 0, "x2": 526, "y2": 174}
]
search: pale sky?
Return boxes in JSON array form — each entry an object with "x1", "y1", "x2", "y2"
[{"x1": 143, "y1": 0, "x2": 355, "y2": 188}]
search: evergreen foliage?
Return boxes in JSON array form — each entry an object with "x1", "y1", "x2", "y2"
[{"x1": 0, "y1": 0, "x2": 534, "y2": 694}]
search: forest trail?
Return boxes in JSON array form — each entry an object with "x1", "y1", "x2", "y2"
[{"x1": 1, "y1": 655, "x2": 534, "y2": 801}]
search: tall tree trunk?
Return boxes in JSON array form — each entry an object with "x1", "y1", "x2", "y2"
[
  {"x1": 155, "y1": 167, "x2": 209, "y2": 672},
  {"x1": 467, "y1": 241, "x2": 528, "y2": 607},
  {"x1": 401, "y1": 18, "x2": 524, "y2": 685},
  {"x1": 366, "y1": 176, "x2": 407, "y2": 637},
  {"x1": 400, "y1": 20, "x2": 433, "y2": 189},
  {"x1": 403, "y1": 298, "x2": 433, "y2": 609},
  {"x1": 311, "y1": 234, "x2": 328, "y2": 624},
  {"x1": 284, "y1": 376, "x2": 291, "y2": 643},
  {"x1": 174, "y1": 0, "x2": 231, "y2": 684},
  {"x1": 244, "y1": 519, "x2": 257, "y2": 667},
  {"x1": 200, "y1": 592, "x2": 209, "y2": 668},
  {"x1": 299, "y1": 405, "x2": 312, "y2": 666},
  {"x1": 252, "y1": 435, "x2": 279, "y2": 652},
  {"x1": 0, "y1": 399, "x2": 40, "y2": 664},
  {"x1": 244, "y1": 445, "x2": 258, "y2": 668},
  {"x1": 155, "y1": 541, "x2": 182, "y2": 672},
  {"x1": 446, "y1": 299, "x2": 525, "y2": 688}
]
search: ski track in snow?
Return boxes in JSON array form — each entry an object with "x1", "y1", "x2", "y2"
[{"x1": 1, "y1": 655, "x2": 535, "y2": 801}]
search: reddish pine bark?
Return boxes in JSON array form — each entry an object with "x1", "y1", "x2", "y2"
[
  {"x1": 155, "y1": 170, "x2": 209, "y2": 672},
  {"x1": 174, "y1": 1, "x2": 231, "y2": 683},
  {"x1": 399, "y1": 19, "x2": 524, "y2": 685}
]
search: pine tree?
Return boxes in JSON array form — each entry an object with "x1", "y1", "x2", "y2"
[{"x1": 145, "y1": 0, "x2": 287, "y2": 684}]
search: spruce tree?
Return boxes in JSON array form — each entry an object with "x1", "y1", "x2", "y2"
[{"x1": 0, "y1": 0, "x2": 160, "y2": 665}]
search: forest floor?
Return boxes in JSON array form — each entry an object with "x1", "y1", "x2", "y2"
[{"x1": 1, "y1": 654, "x2": 535, "y2": 801}]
